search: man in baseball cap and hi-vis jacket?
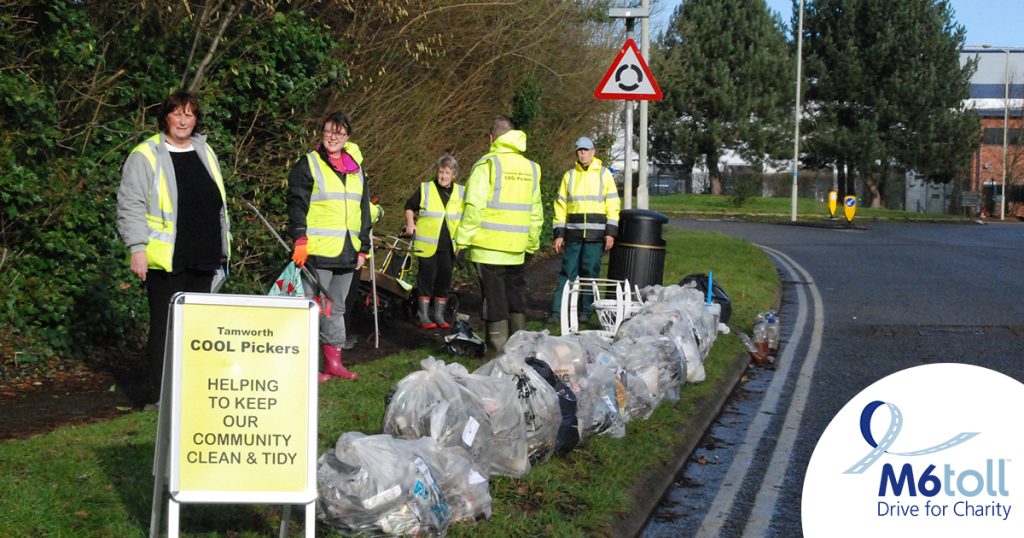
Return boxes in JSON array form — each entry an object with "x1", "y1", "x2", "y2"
[{"x1": 548, "y1": 135, "x2": 620, "y2": 323}]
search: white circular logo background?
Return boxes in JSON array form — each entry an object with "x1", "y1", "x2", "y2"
[{"x1": 803, "y1": 363, "x2": 1024, "y2": 537}]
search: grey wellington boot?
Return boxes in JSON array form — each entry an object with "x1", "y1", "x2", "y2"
[
  {"x1": 432, "y1": 297, "x2": 450, "y2": 329},
  {"x1": 485, "y1": 320, "x2": 510, "y2": 358},
  {"x1": 509, "y1": 312, "x2": 527, "y2": 336},
  {"x1": 416, "y1": 296, "x2": 437, "y2": 329}
]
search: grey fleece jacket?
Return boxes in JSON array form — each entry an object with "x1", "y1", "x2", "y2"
[{"x1": 116, "y1": 132, "x2": 231, "y2": 265}]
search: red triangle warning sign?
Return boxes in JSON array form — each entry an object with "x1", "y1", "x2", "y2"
[{"x1": 595, "y1": 38, "x2": 663, "y2": 101}]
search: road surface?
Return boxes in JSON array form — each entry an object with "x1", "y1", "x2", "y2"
[{"x1": 643, "y1": 219, "x2": 1024, "y2": 537}]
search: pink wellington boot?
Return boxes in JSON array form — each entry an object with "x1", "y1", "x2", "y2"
[{"x1": 322, "y1": 344, "x2": 358, "y2": 381}]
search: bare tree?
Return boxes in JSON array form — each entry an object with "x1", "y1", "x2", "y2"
[{"x1": 313, "y1": 1, "x2": 619, "y2": 208}]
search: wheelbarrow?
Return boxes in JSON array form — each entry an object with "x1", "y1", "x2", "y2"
[{"x1": 352, "y1": 233, "x2": 460, "y2": 331}]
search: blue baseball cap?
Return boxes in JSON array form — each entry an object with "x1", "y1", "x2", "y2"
[{"x1": 575, "y1": 136, "x2": 595, "y2": 150}]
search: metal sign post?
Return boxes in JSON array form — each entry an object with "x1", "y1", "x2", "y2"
[
  {"x1": 638, "y1": 5, "x2": 650, "y2": 210},
  {"x1": 626, "y1": 98, "x2": 633, "y2": 210},
  {"x1": 791, "y1": 0, "x2": 805, "y2": 222},
  {"x1": 599, "y1": 5, "x2": 661, "y2": 210}
]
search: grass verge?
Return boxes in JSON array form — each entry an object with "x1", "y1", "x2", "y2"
[
  {"x1": 649, "y1": 193, "x2": 969, "y2": 222},
  {"x1": 0, "y1": 227, "x2": 778, "y2": 537}
]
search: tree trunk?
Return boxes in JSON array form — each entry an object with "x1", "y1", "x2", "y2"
[
  {"x1": 869, "y1": 164, "x2": 889, "y2": 209},
  {"x1": 866, "y1": 179, "x2": 883, "y2": 208},
  {"x1": 187, "y1": 2, "x2": 243, "y2": 92},
  {"x1": 680, "y1": 157, "x2": 696, "y2": 193},
  {"x1": 707, "y1": 152, "x2": 723, "y2": 195},
  {"x1": 837, "y1": 160, "x2": 848, "y2": 199}
]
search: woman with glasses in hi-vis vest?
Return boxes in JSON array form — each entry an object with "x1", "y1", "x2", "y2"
[{"x1": 286, "y1": 112, "x2": 372, "y2": 383}]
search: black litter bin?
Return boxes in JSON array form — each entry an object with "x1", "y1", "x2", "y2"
[{"x1": 607, "y1": 209, "x2": 669, "y2": 288}]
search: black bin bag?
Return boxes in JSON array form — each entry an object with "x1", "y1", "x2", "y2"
[
  {"x1": 525, "y1": 357, "x2": 579, "y2": 456},
  {"x1": 680, "y1": 273, "x2": 732, "y2": 324}
]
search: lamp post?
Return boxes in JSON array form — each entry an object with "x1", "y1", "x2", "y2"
[
  {"x1": 790, "y1": 0, "x2": 805, "y2": 222},
  {"x1": 982, "y1": 45, "x2": 1013, "y2": 220},
  {"x1": 1002, "y1": 48, "x2": 1010, "y2": 221}
]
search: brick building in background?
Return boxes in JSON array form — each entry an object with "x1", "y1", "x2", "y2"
[{"x1": 961, "y1": 46, "x2": 1024, "y2": 218}]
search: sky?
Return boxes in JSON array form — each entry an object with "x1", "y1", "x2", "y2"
[{"x1": 654, "y1": 0, "x2": 1024, "y2": 48}]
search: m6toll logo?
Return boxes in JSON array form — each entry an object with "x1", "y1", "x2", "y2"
[
  {"x1": 802, "y1": 364, "x2": 1024, "y2": 537},
  {"x1": 844, "y1": 400, "x2": 1011, "y2": 520}
]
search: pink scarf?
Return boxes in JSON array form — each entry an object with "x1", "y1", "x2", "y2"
[{"x1": 319, "y1": 144, "x2": 360, "y2": 174}]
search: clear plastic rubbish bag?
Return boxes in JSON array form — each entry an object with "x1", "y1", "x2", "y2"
[
  {"x1": 531, "y1": 334, "x2": 625, "y2": 440},
  {"x1": 317, "y1": 432, "x2": 455, "y2": 536},
  {"x1": 577, "y1": 334, "x2": 657, "y2": 422},
  {"x1": 475, "y1": 346, "x2": 561, "y2": 464},
  {"x1": 444, "y1": 362, "x2": 530, "y2": 477},
  {"x1": 613, "y1": 335, "x2": 683, "y2": 404},
  {"x1": 525, "y1": 356, "x2": 579, "y2": 456},
  {"x1": 382, "y1": 358, "x2": 495, "y2": 472}
]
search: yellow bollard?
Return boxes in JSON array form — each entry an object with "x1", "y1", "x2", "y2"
[{"x1": 843, "y1": 195, "x2": 857, "y2": 223}]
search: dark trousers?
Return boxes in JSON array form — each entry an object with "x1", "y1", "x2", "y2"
[
  {"x1": 550, "y1": 241, "x2": 604, "y2": 315},
  {"x1": 416, "y1": 250, "x2": 454, "y2": 297},
  {"x1": 476, "y1": 262, "x2": 526, "y2": 322},
  {"x1": 145, "y1": 268, "x2": 214, "y2": 403}
]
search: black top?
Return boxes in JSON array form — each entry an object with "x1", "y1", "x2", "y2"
[
  {"x1": 405, "y1": 180, "x2": 454, "y2": 252},
  {"x1": 170, "y1": 149, "x2": 222, "y2": 270},
  {"x1": 404, "y1": 180, "x2": 453, "y2": 210}
]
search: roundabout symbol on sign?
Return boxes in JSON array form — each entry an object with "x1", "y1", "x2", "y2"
[
  {"x1": 594, "y1": 38, "x2": 662, "y2": 100},
  {"x1": 615, "y1": 64, "x2": 643, "y2": 91}
]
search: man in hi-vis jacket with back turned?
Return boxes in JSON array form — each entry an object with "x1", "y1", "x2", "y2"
[{"x1": 454, "y1": 117, "x2": 543, "y2": 356}]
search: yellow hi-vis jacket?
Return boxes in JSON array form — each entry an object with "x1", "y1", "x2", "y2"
[
  {"x1": 552, "y1": 156, "x2": 620, "y2": 242},
  {"x1": 117, "y1": 132, "x2": 231, "y2": 271},
  {"x1": 304, "y1": 146, "x2": 366, "y2": 257},
  {"x1": 454, "y1": 130, "x2": 543, "y2": 265},
  {"x1": 369, "y1": 201, "x2": 383, "y2": 226},
  {"x1": 414, "y1": 180, "x2": 464, "y2": 258}
]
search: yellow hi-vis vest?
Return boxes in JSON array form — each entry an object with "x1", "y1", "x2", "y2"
[
  {"x1": 304, "y1": 151, "x2": 365, "y2": 257},
  {"x1": 553, "y1": 157, "x2": 620, "y2": 241},
  {"x1": 470, "y1": 153, "x2": 539, "y2": 253},
  {"x1": 414, "y1": 181, "x2": 464, "y2": 258},
  {"x1": 369, "y1": 201, "x2": 383, "y2": 226},
  {"x1": 130, "y1": 133, "x2": 228, "y2": 271}
]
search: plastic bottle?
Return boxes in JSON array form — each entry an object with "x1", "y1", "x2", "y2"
[
  {"x1": 738, "y1": 332, "x2": 772, "y2": 366},
  {"x1": 752, "y1": 315, "x2": 769, "y2": 356},
  {"x1": 766, "y1": 312, "x2": 780, "y2": 355}
]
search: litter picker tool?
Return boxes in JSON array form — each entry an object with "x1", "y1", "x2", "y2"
[
  {"x1": 244, "y1": 200, "x2": 340, "y2": 306},
  {"x1": 368, "y1": 231, "x2": 380, "y2": 349}
]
